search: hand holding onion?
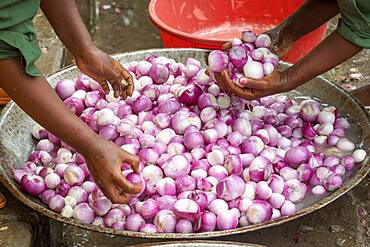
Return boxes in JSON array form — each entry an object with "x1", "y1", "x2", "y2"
[
  {"x1": 82, "y1": 139, "x2": 142, "y2": 204},
  {"x1": 210, "y1": 31, "x2": 297, "y2": 100},
  {"x1": 75, "y1": 45, "x2": 134, "y2": 99}
]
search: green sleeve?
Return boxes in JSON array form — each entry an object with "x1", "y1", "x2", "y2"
[
  {"x1": 337, "y1": 0, "x2": 370, "y2": 48},
  {"x1": 0, "y1": 0, "x2": 41, "y2": 77}
]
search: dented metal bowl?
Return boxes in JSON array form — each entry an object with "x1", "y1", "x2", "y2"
[{"x1": 0, "y1": 49, "x2": 369, "y2": 239}]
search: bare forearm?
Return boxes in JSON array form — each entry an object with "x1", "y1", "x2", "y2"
[
  {"x1": 286, "y1": 31, "x2": 362, "y2": 88},
  {"x1": 280, "y1": 0, "x2": 339, "y2": 40},
  {"x1": 0, "y1": 59, "x2": 99, "y2": 155},
  {"x1": 40, "y1": 0, "x2": 93, "y2": 57}
]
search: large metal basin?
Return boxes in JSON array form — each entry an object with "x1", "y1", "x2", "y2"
[{"x1": 0, "y1": 49, "x2": 368, "y2": 239}]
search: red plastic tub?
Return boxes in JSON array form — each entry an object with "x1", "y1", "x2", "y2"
[{"x1": 149, "y1": 0, "x2": 327, "y2": 63}]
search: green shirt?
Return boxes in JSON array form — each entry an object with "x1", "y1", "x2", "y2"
[
  {"x1": 0, "y1": 0, "x2": 41, "y2": 76},
  {"x1": 337, "y1": 0, "x2": 370, "y2": 48}
]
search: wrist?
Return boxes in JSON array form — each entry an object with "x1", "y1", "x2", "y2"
[
  {"x1": 70, "y1": 41, "x2": 96, "y2": 61},
  {"x1": 281, "y1": 68, "x2": 300, "y2": 92}
]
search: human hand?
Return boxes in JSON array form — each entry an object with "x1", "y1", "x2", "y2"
[
  {"x1": 75, "y1": 45, "x2": 134, "y2": 99},
  {"x1": 82, "y1": 139, "x2": 142, "y2": 204},
  {"x1": 214, "y1": 69, "x2": 294, "y2": 100}
]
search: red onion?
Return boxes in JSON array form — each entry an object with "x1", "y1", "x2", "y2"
[
  {"x1": 163, "y1": 155, "x2": 190, "y2": 179},
  {"x1": 173, "y1": 198, "x2": 200, "y2": 222},
  {"x1": 207, "y1": 149, "x2": 224, "y2": 166},
  {"x1": 195, "y1": 211, "x2": 217, "y2": 232},
  {"x1": 216, "y1": 210, "x2": 238, "y2": 230},
  {"x1": 132, "y1": 95, "x2": 152, "y2": 114},
  {"x1": 249, "y1": 156, "x2": 272, "y2": 182},
  {"x1": 268, "y1": 174, "x2": 284, "y2": 194},
  {"x1": 31, "y1": 124, "x2": 48, "y2": 140},
  {"x1": 20, "y1": 174, "x2": 46, "y2": 196},
  {"x1": 336, "y1": 138, "x2": 355, "y2": 152},
  {"x1": 175, "y1": 219, "x2": 193, "y2": 233},
  {"x1": 283, "y1": 179, "x2": 307, "y2": 203},
  {"x1": 64, "y1": 97, "x2": 84, "y2": 116},
  {"x1": 68, "y1": 186, "x2": 88, "y2": 204},
  {"x1": 243, "y1": 61, "x2": 264, "y2": 79},
  {"x1": 177, "y1": 84, "x2": 202, "y2": 106},
  {"x1": 156, "y1": 177, "x2": 176, "y2": 196},
  {"x1": 246, "y1": 199, "x2": 272, "y2": 224},
  {"x1": 208, "y1": 50, "x2": 228, "y2": 72},
  {"x1": 279, "y1": 167, "x2": 299, "y2": 181},
  {"x1": 324, "y1": 174, "x2": 343, "y2": 191},
  {"x1": 241, "y1": 136, "x2": 264, "y2": 156},
  {"x1": 334, "y1": 118, "x2": 350, "y2": 129},
  {"x1": 228, "y1": 45, "x2": 248, "y2": 68},
  {"x1": 216, "y1": 175, "x2": 245, "y2": 201},
  {"x1": 208, "y1": 165, "x2": 228, "y2": 181},
  {"x1": 175, "y1": 175, "x2": 196, "y2": 192},
  {"x1": 45, "y1": 173, "x2": 61, "y2": 189},
  {"x1": 171, "y1": 111, "x2": 201, "y2": 135},
  {"x1": 208, "y1": 198, "x2": 229, "y2": 215},
  {"x1": 318, "y1": 111, "x2": 335, "y2": 124},
  {"x1": 36, "y1": 139, "x2": 54, "y2": 153},
  {"x1": 81, "y1": 181, "x2": 97, "y2": 194},
  {"x1": 311, "y1": 185, "x2": 326, "y2": 196},
  {"x1": 63, "y1": 165, "x2": 85, "y2": 186},
  {"x1": 41, "y1": 189, "x2": 56, "y2": 204},
  {"x1": 154, "y1": 209, "x2": 177, "y2": 233},
  {"x1": 284, "y1": 146, "x2": 310, "y2": 168},
  {"x1": 268, "y1": 193, "x2": 285, "y2": 209},
  {"x1": 240, "y1": 153, "x2": 254, "y2": 168},
  {"x1": 134, "y1": 199, "x2": 160, "y2": 220},
  {"x1": 158, "y1": 98, "x2": 181, "y2": 115},
  {"x1": 124, "y1": 213, "x2": 145, "y2": 231},
  {"x1": 140, "y1": 224, "x2": 158, "y2": 233},
  {"x1": 72, "y1": 202, "x2": 95, "y2": 224},
  {"x1": 184, "y1": 131, "x2": 204, "y2": 150},
  {"x1": 256, "y1": 181, "x2": 272, "y2": 200},
  {"x1": 280, "y1": 201, "x2": 296, "y2": 216},
  {"x1": 233, "y1": 118, "x2": 252, "y2": 137},
  {"x1": 148, "y1": 63, "x2": 170, "y2": 84},
  {"x1": 49, "y1": 194, "x2": 65, "y2": 213},
  {"x1": 224, "y1": 154, "x2": 242, "y2": 175},
  {"x1": 353, "y1": 149, "x2": 366, "y2": 163},
  {"x1": 56, "y1": 79, "x2": 76, "y2": 100},
  {"x1": 300, "y1": 100, "x2": 320, "y2": 122}
]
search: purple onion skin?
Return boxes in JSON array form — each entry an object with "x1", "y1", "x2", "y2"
[{"x1": 284, "y1": 146, "x2": 311, "y2": 169}]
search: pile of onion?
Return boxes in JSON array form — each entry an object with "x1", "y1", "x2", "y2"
[
  {"x1": 14, "y1": 53, "x2": 366, "y2": 233},
  {"x1": 208, "y1": 31, "x2": 279, "y2": 83}
]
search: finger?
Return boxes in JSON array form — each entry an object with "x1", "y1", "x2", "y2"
[
  {"x1": 219, "y1": 70, "x2": 236, "y2": 93},
  {"x1": 222, "y1": 42, "x2": 232, "y2": 51},
  {"x1": 114, "y1": 174, "x2": 142, "y2": 195},
  {"x1": 122, "y1": 70, "x2": 134, "y2": 96},
  {"x1": 99, "y1": 81, "x2": 110, "y2": 94},
  {"x1": 105, "y1": 185, "x2": 131, "y2": 204},
  {"x1": 111, "y1": 81, "x2": 121, "y2": 98},
  {"x1": 213, "y1": 72, "x2": 229, "y2": 94},
  {"x1": 238, "y1": 77, "x2": 270, "y2": 90},
  {"x1": 122, "y1": 151, "x2": 140, "y2": 173},
  {"x1": 112, "y1": 77, "x2": 127, "y2": 99},
  {"x1": 121, "y1": 90, "x2": 127, "y2": 100}
]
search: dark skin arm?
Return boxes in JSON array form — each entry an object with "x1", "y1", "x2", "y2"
[
  {"x1": 40, "y1": 0, "x2": 134, "y2": 98},
  {"x1": 0, "y1": 0, "x2": 142, "y2": 203},
  {"x1": 0, "y1": 59, "x2": 141, "y2": 203}
]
